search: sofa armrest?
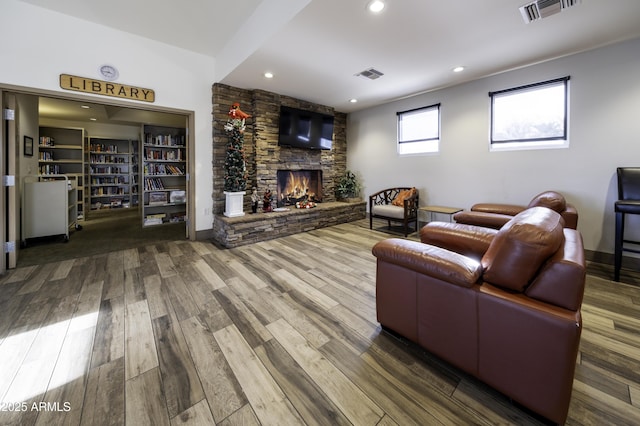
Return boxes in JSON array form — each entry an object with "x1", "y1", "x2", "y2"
[
  {"x1": 453, "y1": 211, "x2": 514, "y2": 230},
  {"x1": 526, "y1": 228, "x2": 585, "y2": 311},
  {"x1": 420, "y1": 222, "x2": 497, "y2": 259},
  {"x1": 561, "y1": 203, "x2": 579, "y2": 229},
  {"x1": 372, "y1": 238, "x2": 482, "y2": 288},
  {"x1": 471, "y1": 203, "x2": 525, "y2": 216}
]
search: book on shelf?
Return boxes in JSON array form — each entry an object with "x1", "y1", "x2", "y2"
[
  {"x1": 149, "y1": 192, "x2": 168, "y2": 205},
  {"x1": 144, "y1": 177, "x2": 165, "y2": 190},
  {"x1": 169, "y1": 212, "x2": 186, "y2": 223},
  {"x1": 169, "y1": 190, "x2": 186, "y2": 203},
  {"x1": 144, "y1": 212, "x2": 167, "y2": 226},
  {"x1": 39, "y1": 136, "x2": 55, "y2": 146},
  {"x1": 146, "y1": 213, "x2": 167, "y2": 219},
  {"x1": 145, "y1": 134, "x2": 185, "y2": 147}
]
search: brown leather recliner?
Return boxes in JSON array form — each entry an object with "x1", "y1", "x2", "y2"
[
  {"x1": 453, "y1": 190, "x2": 579, "y2": 229},
  {"x1": 372, "y1": 207, "x2": 586, "y2": 425}
]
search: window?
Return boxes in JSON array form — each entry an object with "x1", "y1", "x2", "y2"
[
  {"x1": 490, "y1": 77, "x2": 569, "y2": 150},
  {"x1": 397, "y1": 104, "x2": 440, "y2": 155}
]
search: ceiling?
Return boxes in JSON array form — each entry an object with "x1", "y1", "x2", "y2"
[
  {"x1": 38, "y1": 96, "x2": 188, "y2": 127},
  {"x1": 20, "y1": 0, "x2": 640, "y2": 119}
]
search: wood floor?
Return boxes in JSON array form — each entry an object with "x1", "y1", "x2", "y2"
[{"x1": 1, "y1": 220, "x2": 639, "y2": 425}]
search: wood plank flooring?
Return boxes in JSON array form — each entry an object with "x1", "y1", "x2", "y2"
[{"x1": 1, "y1": 221, "x2": 640, "y2": 425}]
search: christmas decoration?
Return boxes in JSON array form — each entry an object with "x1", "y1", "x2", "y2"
[
  {"x1": 295, "y1": 199, "x2": 316, "y2": 209},
  {"x1": 223, "y1": 103, "x2": 250, "y2": 192},
  {"x1": 250, "y1": 187, "x2": 259, "y2": 213},
  {"x1": 228, "y1": 102, "x2": 251, "y2": 120},
  {"x1": 263, "y1": 189, "x2": 273, "y2": 212}
]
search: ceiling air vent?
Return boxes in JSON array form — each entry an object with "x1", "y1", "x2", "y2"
[
  {"x1": 355, "y1": 68, "x2": 384, "y2": 80},
  {"x1": 519, "y1": 0, "x2": 582, "y2": 23}
]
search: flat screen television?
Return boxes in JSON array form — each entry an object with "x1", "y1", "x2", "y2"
[{"x1": 278, "y1": 106, "x2": 334, "y2": 150}]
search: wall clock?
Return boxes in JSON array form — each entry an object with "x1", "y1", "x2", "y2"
[{"x1": 99, "y1": 64, "x2": 119, "y2": 81}]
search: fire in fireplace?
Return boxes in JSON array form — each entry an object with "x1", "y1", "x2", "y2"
[{"x1": 277, "y1": 170, "x2": 323, "y2": 206}]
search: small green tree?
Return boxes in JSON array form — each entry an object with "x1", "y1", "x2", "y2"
[{"x1": 223, "y1": 119, "x2": 247, "y2": 192}]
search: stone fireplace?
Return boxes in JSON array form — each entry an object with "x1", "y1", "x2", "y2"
[
  {"x1": 276, "y1": 170, "x2": 323, "y2": 206},
  {"x1": 211, "y1": 84, "x2": 365, "y2": 247},
  {"x1": 212, "y1": 84, "x2": 348, "y2": 216}
]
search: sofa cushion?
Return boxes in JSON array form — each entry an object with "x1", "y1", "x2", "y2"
[
  {"x1": 482, "y1": 207, "x2": 564, "y2": 292},
  {"x1": 527, "y1": 191, "x2": 567, "y2": 213},
  {"x1": 392, "y1": 187, "x2": 416, "y2": 206},
  {"x1": 372, "y1": 204, "x2": 405, "y2": 219}
]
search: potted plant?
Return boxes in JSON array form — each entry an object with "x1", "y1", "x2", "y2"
[
  {"x1": 223, "y1": 102, "x2": 250, "y2": 217},
  {"x1": 335, "y1": 170, "x2": 362, "y2": 202}
]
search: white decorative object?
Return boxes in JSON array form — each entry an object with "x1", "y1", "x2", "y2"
[{"x1": 224, "y1": 191, "x2": 245, "y2": 217}]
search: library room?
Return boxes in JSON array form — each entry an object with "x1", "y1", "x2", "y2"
[{"x1": 13, "y1": 92, "x2": 193, "y2": 266}]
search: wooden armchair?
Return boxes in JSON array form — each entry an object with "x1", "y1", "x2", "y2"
[{"x1": 369, "y1": 187, "x2": 419, "y2": 237}]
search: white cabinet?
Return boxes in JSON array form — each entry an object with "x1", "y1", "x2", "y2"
[{"x1": 22, "y1": 175, "x2": 77, "y2": 243}]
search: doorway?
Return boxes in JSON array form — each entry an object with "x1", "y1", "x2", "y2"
[{"x1": 2, "y1": 87, "x2": 196, "y2": 271}]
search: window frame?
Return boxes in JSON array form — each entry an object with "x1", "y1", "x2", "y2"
[
  {"x1": 397, "y1": 103, "x2": 441, "y2": 155},
  {"x1": 489, "y1": 76, "x2": 570, "y2": 151}
]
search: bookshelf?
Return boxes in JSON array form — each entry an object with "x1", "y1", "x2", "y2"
[
  {"x1": 142, "y1": 125, "x2": 187, "y2": 226},
  {"x1": 88, "y1": 138, "x2": 139, "y2": 210},
  {"x1": 38, "y1": 126, "x2": 85, "y2": 219}
]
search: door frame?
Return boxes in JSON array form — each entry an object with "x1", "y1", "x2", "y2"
[
  {"x1": 1, "y1": 89, "x2": 6, "y2": 273},
  {"x1": 4, "y1": 93, "x2": 18, "y2": 269},
  {"x1": 0, "y1": 83, "x2": 197, "y2": 257}
]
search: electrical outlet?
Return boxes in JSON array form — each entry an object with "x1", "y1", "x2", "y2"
[{"x1": 204, "y1": 207, "x2": 212, "y2": 216}]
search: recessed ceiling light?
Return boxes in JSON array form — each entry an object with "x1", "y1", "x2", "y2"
[
  {"x1": 89, "y1": 118, "x2": 97, "y2": 121},
  {"x1": 453, "y1": 66, "x2": 465, "y2": 73},
  {"x1": 349, "y1": 99, "x2": 358, "y2": 103},
  {"x1": 367, "y1": 0, "x2": 385, "y2": 13},
  {"x1": 264, "y1": 72, "x2": 274, "y2": 79},
  {"x1": 81, "y1": 105, "x2": 90, "y2": 109}
]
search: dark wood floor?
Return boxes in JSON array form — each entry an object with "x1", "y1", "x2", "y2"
[{"x1": 1, "y1": 219, "x2": 639, "y2": 425}]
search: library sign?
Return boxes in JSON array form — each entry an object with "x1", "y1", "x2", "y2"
[{"x1": 59, "y1": 74, "x2": 155, "y2": 103}]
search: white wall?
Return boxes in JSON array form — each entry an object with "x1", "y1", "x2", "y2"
[
  {"x1": 347, "y1": 37, "x2": 640, "y2": 254},
  {"x1": 16, "y1": 94, "x2": 40, "y2": 179},
  {"x1": 1, "y1": 0, "x2": 215, "y2": 232}
]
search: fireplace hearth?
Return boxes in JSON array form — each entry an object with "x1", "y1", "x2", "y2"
[{"x1": 277, "y1": 170, "x2": 323, "y2": 206}]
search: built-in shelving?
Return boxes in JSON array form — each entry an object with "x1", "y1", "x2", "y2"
[
  {"x1": 142, "y1": 125, "x2": 187, "y2": 226},
  {"x1": 88, "y1": 137, "x2": 139, "y2": 210},
  {"x1": 38, "y1": 126, "x2": 85, "y2": 219}
]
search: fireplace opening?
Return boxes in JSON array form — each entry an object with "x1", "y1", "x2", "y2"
[{"x1": 277, "y1": 170, "x2": 323, "y2": 206}]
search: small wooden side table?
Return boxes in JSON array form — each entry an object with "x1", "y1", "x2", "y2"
[{"x1": 418, "y1": 206, "x2": 463, "y2": 228}]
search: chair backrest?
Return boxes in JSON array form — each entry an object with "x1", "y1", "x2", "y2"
[
  {"x1": 526, "y1": 190, "x2": 567, "y2": 213},
  {"x1": 481, "y1": 207, "x2": 564, "y2": 293},
  {"x1": 617, "y1": 167, "x2": 640, "y2": 201}
]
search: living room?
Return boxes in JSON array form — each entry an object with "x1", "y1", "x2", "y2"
[{"x1": 1, "y1": 1, "x2": 640, "y2": 425}]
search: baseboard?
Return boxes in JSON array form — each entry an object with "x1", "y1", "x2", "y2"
[
  {"x1": 194, "y1": 228, "x2": 214, "y2": 241},
  {"x1": 584, "y1": 248, "x2": 640, "y2": 269}
]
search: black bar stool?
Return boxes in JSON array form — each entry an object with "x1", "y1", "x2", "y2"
[{"x1": 614, "y1": 167, "x2": 640, "y2": 281}]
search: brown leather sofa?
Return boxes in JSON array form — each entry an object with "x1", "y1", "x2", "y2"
[
  {"x1": 372, "y1": 207, "x2": 586, "y2": 424},
  {"x1": 453, "y1": 190, "x2": 579, "y2": 229}
]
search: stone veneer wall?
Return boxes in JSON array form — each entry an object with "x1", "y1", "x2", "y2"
[{"x1": 212, "y1": 83, "x2": 347, "y2": 215}]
